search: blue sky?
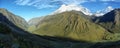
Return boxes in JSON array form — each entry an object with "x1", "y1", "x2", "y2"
[{"x1": 0, "y1": 0, "x2": 120, "y2": 21}]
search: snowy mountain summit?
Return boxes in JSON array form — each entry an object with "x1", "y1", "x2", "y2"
[
  {"x1": 51, "y1": 4, "x2": 92, "y2": 15},
  {"x1": 94, "y1": 6, "x2": 114, "y2": 16},
  {"x1": 51, "y1": 4, "x2": 114, "y2": 16}
]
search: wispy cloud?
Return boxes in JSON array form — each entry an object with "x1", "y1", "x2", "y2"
[
  {"x1": 100, "y1": 0, "x2": 120, "y2": 2},
  {"x1": 14, "y1": 0, "x2": 96, "y2": 9},
  {"x1": 15, "y1": 0, "x2": 31, "y2": 5},
  {"x1": 15, "y1": 0, "x2": 60, "y2": 9},
  {"x1": 15, "y1": 0, "x2": 118, "y2": 9},
  {"x1": 101, "y1": 0, "x2": 115, "y2": 1}
]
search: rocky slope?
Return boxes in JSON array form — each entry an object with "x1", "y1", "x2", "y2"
[{"x1": 93, "y1": 9, "x2": 120, "y2": 33}]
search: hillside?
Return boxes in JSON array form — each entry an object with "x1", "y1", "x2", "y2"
[
  {"x1": 31, "y1": 11, "x2": 110, "y2": 41},
  {"x1": 28, "y1": 16, "x2": 45, "y2": 32},
  {"x1": 1, "y1": 8, "x2": 120, "y2": 48},
  {"x1": 94, "y1": 9, "x2": 120, "y2": 33},
  {"x1": 0, "y1": 8, "x2": 28, "y2": 30}
]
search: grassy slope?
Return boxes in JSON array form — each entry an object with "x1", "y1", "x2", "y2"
[
  {"x1": 1, "y1": 9, "x2": 120, "y2": 48},
  {"x1": 0, "y1": 8, "x2": 28, "y2": 30},
  {"x1": 1, "y1": 22, "x2": 120, "y2": 48},
  {"x1": 33, "y1": 11, "x2": 109, "y2": 41}
]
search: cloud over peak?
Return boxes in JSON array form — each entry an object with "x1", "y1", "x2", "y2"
[
  {"x1": 51, "y1": 4, "x2": 92, "y2": 15},
  {"x1": 14, "y1": 0, "x2": 120, "y2": 9},
  {"x1": 94, "y1": 6, "x2": 114, "y2": 16},
  {"x1": 14, "y1": 0, "x2": 117, "y2": 16},
  {"x1": 105, "y1": 6, "x2": 113, "y2": 12}
]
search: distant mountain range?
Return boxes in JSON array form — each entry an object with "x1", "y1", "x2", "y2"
[
  {"x1": 1, "y1": 8, "x2": 120, "y2": 48},
  {"x1": 51, "y1": 4, "x2": 113, "y2": 16}
]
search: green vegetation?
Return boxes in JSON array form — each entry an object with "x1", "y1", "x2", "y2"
[
  {"x1": 28, "y1": 25, "x2": 36, "y2": 32},
  {"x1": 1, "y1": 8, "x2": 120, "y2": 48},
  {"x1": 32, "y1": 11, "x2": 110, "y2": 42},
  {"x1": 0, "y1": 8, "x2": 28, "y2": 30}
]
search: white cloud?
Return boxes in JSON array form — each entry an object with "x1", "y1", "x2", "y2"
[
  {"x1": 100, "y1": 0, "x2": 120, "y2": 2},
  {"x1": 88, "y1": 0, "x2": 96, "y2": 2},
  {"x1": 94, "y1": 6, "x2": 114, "y2": 16},
  {"x1": 15, "y1": 0, "x2": 116, "y2": 17},
  {"x1": 101, "y1": 0, "x2": 115, "y2": 1},
  {"x1": 51, "y1": 4, "x2": 92, "y2": 15},
  {"x1": 14, "y1": 0, "x2": 95, "y2": 9},
  {"x1": 15, "y1": 0, "x2": 31, "y2": 5},
  {"x1": 15, "y1": 0, "x2": 59, "y2": 9},
  {"x1": 59, "y1": 0, "x2": 88, "y2": 5},
  {"x1": 94, "y1": 10, "x2": 104, "y2": 16},
  {"x1": 105, "y1": 6, "x2": 113, "y2": 12}
]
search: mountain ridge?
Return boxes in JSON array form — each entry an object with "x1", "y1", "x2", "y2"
[
  {"x1": 1, "y1": 8, "x2": 120, "y2": 48},
  {"x1": 51, "y1": 4, "x2": 92, "y2": 15},
  {"x1": 32, "y1": 11, "x2": 110, "y2": 41},
  {"x1": 0, "y1": 8, "x2": 28, "y2": 30},
  {"x1": 93, "y1": 8, "x2": 120, "y2": 33}
]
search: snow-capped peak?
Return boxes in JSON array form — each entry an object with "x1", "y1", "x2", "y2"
[
  {"x1": 105, "y1": 6, "x2": 113, "y2": 12},
  {"x1": 94, "y1": 6, "x2": 114, "y2": 16},
  {"x1": 51, "y1": 4, "x2": 92, "y2": 15}
]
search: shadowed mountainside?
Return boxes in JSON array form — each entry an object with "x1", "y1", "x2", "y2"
[
  {"x1": 0, "y1": 8, "x2": 28, "y2": 30},
  {"x1": 93, "y1": 9, "x2": 120, "y2": 33}
]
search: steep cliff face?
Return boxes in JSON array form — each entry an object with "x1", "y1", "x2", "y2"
[
  {"x1": 0, "y1": 8, "x2": 28, "y2": 30},
  {"x1": 32, "y1": 11, "x2": 109, "y2": 41}
]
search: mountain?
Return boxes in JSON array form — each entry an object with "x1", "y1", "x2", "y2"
[
  {"x1": 28, "y1": 11, "x2": 92, "y2": 32},
  {"x1": 0, "y1": 9, "x2": 71, "y2": 48},
  {"x1": 0, "y1": 8, "x2": 28, "y2": 30},
  {"x1": 93, "y1": 9, "x2": 120, "y2": 33},
  {"x1": 0, "y1": 10, "x2": 42, "y2": 48},
  {"x1": 32, "y1": 11, "x2": 110, "y2": 41},
  {"x1": 28, "y1": 16, "x2": 45, "y2": 26},
  {"x1": 1, "y1": 8, "x2": 120, "y2": 48},
  {"x1": 28, "y1": 16, "x2": 45, "y2": 32},
  {"x1": 51, "y1": 4, "x2": 92, "y2": 15},
  {"x1": 93, "y1": 6, "x2": 113, "y2": 16}
]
